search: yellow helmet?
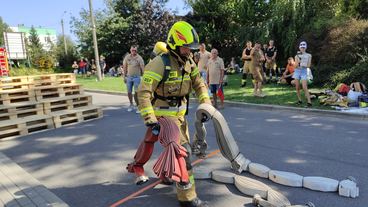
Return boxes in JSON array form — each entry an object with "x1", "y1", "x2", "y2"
[
  {"x1": 167, "y1": 21, "x2": 200, "y2": 50},
  {"x1": 153, "y1": 41, "x2": 168, "y2": 55}
]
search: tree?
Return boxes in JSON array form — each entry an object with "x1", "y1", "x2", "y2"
[
  {"x1": 28, "y1": 26, "x2": 42, "y2": 50},
  {"x1": 71, "y1": 0, "x2": 176, "y2": 64},
  {"x1": 54, "y1": 35, "x2": 78, "y2": 68},
  {"x1": 26, "y1": 26, "x2": 55, "y2": 69},
  {"x1": 0, "y1": 17, "x2": 11, "y2": 47}
]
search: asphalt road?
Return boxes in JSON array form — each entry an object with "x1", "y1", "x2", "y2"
[{"x1": 0, "y1": 92, "x2": 367, "y2": 207}]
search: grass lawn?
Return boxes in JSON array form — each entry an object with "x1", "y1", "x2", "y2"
[
  {"x1": 224, "y1": 74, "x2": 330, "y2": 109},
  {"x1": 76, "y1": 75, "x2": 127, "y2": 92},
  {"x1": 77, "y1": 74, "x2": 330, "y2": 110}
]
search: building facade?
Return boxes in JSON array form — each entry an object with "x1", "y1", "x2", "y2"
[{"x1": 10, "y1": 25, "x2": 57, "y2": 51}]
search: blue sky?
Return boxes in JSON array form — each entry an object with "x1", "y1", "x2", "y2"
[{"x1": 1, "y1": 0, "x2": 190, "y2": 41}]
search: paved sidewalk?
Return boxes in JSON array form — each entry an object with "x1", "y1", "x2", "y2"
[{"x1": 0, "y1": 152, "x2": 68, "y2": 207}]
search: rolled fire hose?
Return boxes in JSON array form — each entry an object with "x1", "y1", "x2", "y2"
[
  {"x1": 192, "y1": 103, "x2": 249, "y2": 173},
  {"x1": 192, "y1": 103, "x2": 359, "y2": 201}
]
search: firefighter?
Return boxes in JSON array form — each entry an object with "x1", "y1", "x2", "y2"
[
  {"x1": 241, "y1": 41, "x2": 253, "y2": 88},
  {"x1": 127, "y1": 21, "x2": 211, "y2": 207}
]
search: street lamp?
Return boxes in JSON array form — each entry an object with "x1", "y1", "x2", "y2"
[
  {"x1": 61, "y1": 11, "x2": 68, "y2": 56},
  {"x1": 88, "y1": 0, "x2": 102, "y2": 81}
]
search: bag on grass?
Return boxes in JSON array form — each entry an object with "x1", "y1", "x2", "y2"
[
  {"x1": 335, "y1": 83, "x2": 350, "y2": 96},
  {"x1": 350, "y1": 82, "x2": 366, "y2": 93}
]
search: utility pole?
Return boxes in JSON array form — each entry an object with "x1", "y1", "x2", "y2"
[
  {"x1": 88, "y1": 0, "x2": 102, "y2": 81},
  {"x1": 61, "y1": 18, "x2": 68, "y2": 55}
]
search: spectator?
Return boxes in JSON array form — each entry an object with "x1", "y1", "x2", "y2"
[
  {"x1": 241, "y1": 41, "x2": 253, "y2": 87},
  {"x1": 198, "y1": 43, "x2": 211, "y2": 81},
  {"x1": 251, "y1": 42, "x2": 266, "y2": 97},
  {"x1": 262, "y1": 43, "x2": 268, "y2": 81},
  {"x1": 72, "y1": 61, "x2": 79, "y2": 74},
  {"x1": 206, "y1": 48, "x2": 225, "y2": 109},
  {"x1": 78, "y1": 58, "x2": 86, "y2": 77},
  {"x1": 123, "y1": 45, "x2": 145, "y2": 113},
  {"x1": 279, "y1": 57, "x2": 295, "y2": 85},
  {"x1": 293, "y1": 41, "x2": 312, "y2": 107},
  {"x1": 91, "y1": 59, "x2": 97, "y2": 75},
  {"x1": 228, "y1": 57, "x2": 240, "y2": 74},
  {"x1": 265, "y1": 40, "x2": 278, "y2": 82},
  {"x1": 99, "y1": 55, "x2": 106, "y2": 78}
]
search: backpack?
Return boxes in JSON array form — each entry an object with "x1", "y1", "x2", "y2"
[
  {"x1": 335, "y1": 83, "x2": 350, "y2": 96},
  {"x1": 350, "y1": 82, "x2": 366, "y2": 93}
]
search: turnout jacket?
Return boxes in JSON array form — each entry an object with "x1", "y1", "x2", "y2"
[{"x1": 138, "y1": 52, "x2": 211, "y2": 125}]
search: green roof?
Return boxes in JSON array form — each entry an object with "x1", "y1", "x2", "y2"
[{"x1": 18, "y1": 26, "x2": 56, "y2": 36}]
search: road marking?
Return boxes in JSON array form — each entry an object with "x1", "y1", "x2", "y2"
[{"x1": 109, "y1": 149, "x2": 221, "y2": 207}]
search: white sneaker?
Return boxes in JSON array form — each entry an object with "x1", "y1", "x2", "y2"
[
  {"x1": 127, "y1": 105, "x2": 133, "y2": 112},
  {"x1": 135, "y1": 108, "x2": 140, "y2": 114}
]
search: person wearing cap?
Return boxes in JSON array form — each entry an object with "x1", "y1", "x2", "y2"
[
  {"x1": 293, "y1": 41, "x2": 312, "y2": 107},
  {"x1": 122, "y1": 45, "x2": 145, "y2": 113},
  {"x1": 127, "y1": 21, "x2": 211, "y2": 207}
]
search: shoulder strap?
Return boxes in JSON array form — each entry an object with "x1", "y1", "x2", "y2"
[
  {"x1": 152, "y1": 54, "x2": 171, "y2": 105},
  {"x1": 160, "y1": 53, "x2": 171, "y2": 85}
]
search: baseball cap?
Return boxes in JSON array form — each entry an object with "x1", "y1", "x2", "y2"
[{"x1": 299, "y1": 41, "x2": 307, "y2": 49}]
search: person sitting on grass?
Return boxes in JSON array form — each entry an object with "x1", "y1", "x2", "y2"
[
  {"x1": 293, "y1": 41, "x2": 312, "y2": 107},
  {"x1": 279, "y1": 57, "x2": 295, "y2": 85}
]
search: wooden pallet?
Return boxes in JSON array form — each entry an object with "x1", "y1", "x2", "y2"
[
  {"x1": 78, "y1": 106, "x2": 103, "y2": 121},
  {"x1": 51, "y1": 106, "x2": 102, "y2": 128},
  {"x1": 51, "y1": 110, "x2": 83, "y2": 128},
  {"x1": 0, "y1": 115, "x2": 54, "y2": 139},
  {"x1": 34, "y1": 84, "x2": 83, "y2": 101},
  {"x1": 28, "y1": 75, "x2": 58, "y2": 88},
  {"x1": 0, "y1": 76, "x2": 31, "y2": 91},
  {"x1": 0, "y1": 102, "x2": 43, "y2": 121},
  {"x1": 0, "y1": 89, "x2": 36, "y2": 105},
  {"x1": 42, "y1": 95, "x2": 92, "y2": 114},
  {"x1": 55, "y1": 73, "x2": 76, "y2": 85}
]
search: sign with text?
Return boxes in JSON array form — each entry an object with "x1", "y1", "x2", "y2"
[{"x1": 3, "y1": 32, "x2": 27, "y2": 60}]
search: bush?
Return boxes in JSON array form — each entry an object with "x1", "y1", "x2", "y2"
[
  {"x1": 330, "y1": 59, "x2": 368, "y2": 87},
  {"x1": 319, "y1": 19, "x2": 368, "y2": 66},
  {"x1": 9, "y1": 67, "x2": 56, "y2": 76}
]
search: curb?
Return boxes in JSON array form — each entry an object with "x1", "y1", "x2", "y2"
[{"x1": 85, "y1": 89, "x2": 368, "y2": 121}]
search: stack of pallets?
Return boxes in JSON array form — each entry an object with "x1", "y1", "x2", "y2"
[{"x1": 0, "y1": 74, "x2": 103, "y2": 139}]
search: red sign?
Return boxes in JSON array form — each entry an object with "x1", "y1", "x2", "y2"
[{"x1": 0, "y1": 48, "x2": 9, "y2": 76}]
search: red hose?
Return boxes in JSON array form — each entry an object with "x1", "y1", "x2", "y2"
[{"x1": 152, "y1": 117, "x2": 189, "y2": 183}]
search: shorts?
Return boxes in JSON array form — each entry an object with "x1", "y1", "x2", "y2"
[
  {"x1": 79, "y1": 67, "x2": 86, "y2": 74},
  {"x1": 285, "y1": 76, "x2": 294, "y2": 85},
  {"x1": 210, "y1": 84, "x2": 222, "y2": 94},
  {"x1": 292, "y1": 68, "x2": 308, "y2": 80},
  {"x1": 252, "y1": 65, "x2": 264, "y2": 83},
  {"x1": 200, "y1": 71, "x2": 207, "y2": 82},
  {"x1": 126, "y1": 75, "x2": 141, "y2": 93},
  {"x1": 243, "y1": 61, "x2": 252, "y2": 74},
  {"x1": 265, "y1": 59, "x2": 276, "y2": 70}
]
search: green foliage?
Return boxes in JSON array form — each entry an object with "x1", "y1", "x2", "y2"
[
  {"x1": 330, "y1": 59, "x2": 368, "y2": 87},
  {"x1": 0, "y1": 17, "x2": 11, "y2": 46},
  {"x1": 26, "y1": 26, "x2": 56, "y2": 69},
  {"x1": 319, "y1": 19, "x2": 368, "y2": 66},
  {"x1": 54, "y1": 35, "x2": 79, "y2": 68},
  {"x1": 71, "y1": 0, "x2": 174, "y2": 63},
  {"x1": 339, "y1": 0, "x2": 368, "y2": 19},
  {"x1": 9, "y1": 67, "x2": 55, "y2": 76}
]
